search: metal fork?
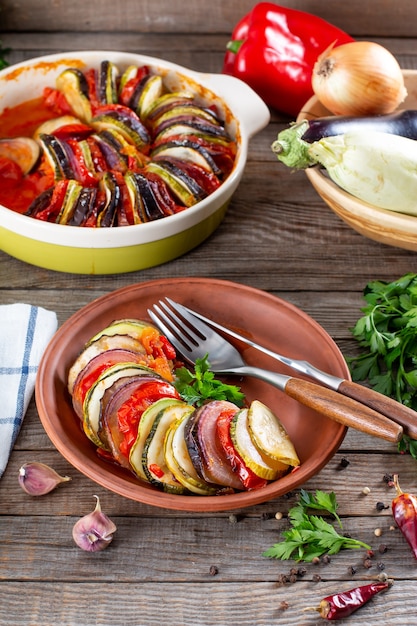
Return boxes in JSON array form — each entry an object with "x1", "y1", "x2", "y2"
[
  {"x1": 148, "y1": 299, "x2": 403, "y2": 442},
  {"x1": 173, "y1": 300, "x2": 417, "y2": 441}
]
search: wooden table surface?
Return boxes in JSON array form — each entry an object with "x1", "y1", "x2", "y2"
[{"x1": 2, "y1": 2, "x2": 417, "y2": 624}]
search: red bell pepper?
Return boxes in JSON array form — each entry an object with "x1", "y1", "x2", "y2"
[
  {"x1": 223, "y1": 3, "x2": 353, "y2": 117},
  {"x1": 216, "y1": 409, "x2": 268, "y2": 490}
]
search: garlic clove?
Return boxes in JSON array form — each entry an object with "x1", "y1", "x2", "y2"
[
  {"x1": 72, "y1": 495, "x2": 117, "y2": 552},
  {"x1": 18, "y1": 461, "x2": 71, "y2": 496}
]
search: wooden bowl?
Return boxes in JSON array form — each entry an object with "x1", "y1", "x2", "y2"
[
  {"x1": 35, "y1": 278, "x2": 350, "y2": 512},
  {"x1": 296, "y1": 70, "x2": 417, "y2": 251}
]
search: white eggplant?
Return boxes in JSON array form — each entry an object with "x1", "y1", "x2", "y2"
[{"x1": 307, "y1": 130, "x2": 417, "y2": 215}]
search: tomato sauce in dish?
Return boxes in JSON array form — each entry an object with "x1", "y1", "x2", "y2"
[{"x1": 0, "y1": 94, "x2": 64, "y2": 213}]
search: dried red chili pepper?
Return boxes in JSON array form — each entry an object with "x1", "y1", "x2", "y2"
[
  {"x1": 222, "y1": 2, "x2": 353, "y2": 117},
  {"x1": 392, "y1": 474, "x2": 417, "y2": 558},
  {"x1": 307, "y1": 581, "x2": 392, "y2": 620}
]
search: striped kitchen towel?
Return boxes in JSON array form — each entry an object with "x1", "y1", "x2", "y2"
[{"x1": 0, "y1": 303, "x2": 58, "y2": 477}]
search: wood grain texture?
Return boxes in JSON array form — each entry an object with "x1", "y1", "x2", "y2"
[
  {"x1": 2, "y1": 5, "x2": 417, "y2": 624},
  {"x1": 2, "y1": 0, "x2": 417, "y2": 37}
]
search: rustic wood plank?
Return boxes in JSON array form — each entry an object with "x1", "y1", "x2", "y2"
[
  {"x1": 0, "y1": 580, "x2": 414, "y2": 626},
  {"x1": 0, "y1": 510, "x2": 413, "y2": 580},
  {"x1": 2, "y1": 0, "x2": 417, "y2": 38},
  {"x1": 2, "y1": 447, "x2": 413, "y2": 517}
]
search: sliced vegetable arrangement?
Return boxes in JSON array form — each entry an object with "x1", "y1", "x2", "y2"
[
  {"x1": 67, "y1": 318, "x2": 300, "y2": 495},
  {"x1": 0, "y1": 60, "x2": 237, "y2": 225}
]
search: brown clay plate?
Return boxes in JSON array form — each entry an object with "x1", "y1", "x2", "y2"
[{"x1": 35, "y1": 277, "x2": 349, "y2": 512}]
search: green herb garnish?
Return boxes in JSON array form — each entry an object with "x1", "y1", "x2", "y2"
[
  {"x1": 174, "y1": 354, "x2": 245, "y2": 407},
  {"x1": 298, "y1": 488, "x2": 342, "y2": 527},
  {"x1": 263, "y1": 489, "x2": 370, "y2": 562},
  {"x1": 347, "y1": 272, "x2": 417, "y2": 411},
  {"x1": 0, "y1": 40, "x2": 10, "y2": 70},
  {"x1": 398, "y1": 434, "x2": 417, "y2": 461}
]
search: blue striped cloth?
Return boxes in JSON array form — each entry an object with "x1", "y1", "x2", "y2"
[{"x1": 0, "y1": 304, "x2": 58, "y2": 477}]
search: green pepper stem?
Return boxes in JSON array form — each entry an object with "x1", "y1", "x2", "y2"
[{"x1": 226, "y1": 40, "x2": 244, "y2": 54}]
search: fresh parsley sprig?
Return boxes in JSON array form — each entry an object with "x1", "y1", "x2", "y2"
[
  {"x1": 173, "y1": 354, "x2": 245, "y2": 407},
  {"x1": 263, "y1": 489, "x2": 370, "y2": 563},
  {"x1": 347, "y1": 272, "x2": 417, "y2": 411},
  {"x1": 298, "y1": 488, "x2": 342, "y2": 528}
]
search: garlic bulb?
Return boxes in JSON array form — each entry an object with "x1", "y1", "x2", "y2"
[
  {"x1": 312, "y1": 41, "x2": 407, "y2": 116},
  {"x1": 72, "y1": 495, "x2": 117, "y2": 552},
  {"x1": 18, "y1": 461, "x2": 71, "y2": 496}
]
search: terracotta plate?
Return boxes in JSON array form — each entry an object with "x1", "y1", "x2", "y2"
[{"x1": 35, "y1": 278, "x2": 349, "y2": 511}]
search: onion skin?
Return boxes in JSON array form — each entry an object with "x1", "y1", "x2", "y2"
[{"x1": 312, "y1": 41, "x2": 407, "y2": 116}]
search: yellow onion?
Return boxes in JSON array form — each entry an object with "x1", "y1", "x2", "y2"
[{"x1": 312, "y1": 41, "x2": 407, "y2": 116}]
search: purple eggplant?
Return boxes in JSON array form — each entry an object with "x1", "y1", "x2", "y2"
[{"x1": 272, "y1": 109, "x2": 417, "y2": 169}]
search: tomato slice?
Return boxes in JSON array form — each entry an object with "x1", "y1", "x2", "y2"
[
  {"x1": 116, "y1": 380, "x2": 180, "y2": 459},
  {"x1": 216, "y1": 409, "x2": 268, "y2": 490},
  {"x1": 43, "y1": 87, "x2": 74, "y2": 116},
  {"x1": 118, "y1": 66, "x2": 150, "y2": 107},
  {"x1": 71, "y1": 348, "x2": 151, "y2": 419}
]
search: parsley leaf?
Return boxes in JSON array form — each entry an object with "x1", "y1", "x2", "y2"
[
  {"x1": 173, "y1": 354, "x2": 245, "y2": 407},
  {"x1": 263, "y1": 490, "x2": 370, "y2": 563},
  {"x1": 298, "y1": 488, "x2": 342, "y2": 527},
  {"x1": 347, "y1": 273, "x2": 417, "y2": 412}
]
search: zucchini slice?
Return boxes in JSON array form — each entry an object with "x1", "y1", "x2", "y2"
[
  {"x1": 56, "y1": 68, "x2": 92, "y2": 122},
  {"x1": 146, "y1": 160, "x2": 205, "y2": 206},
  {"x1": 33, "y1": 115, "x2": 82, "y2": 140},
  {"x1": 91, "y1": 109, "x2": 151, "y2": 151},
  {"x1": 102, "y1": 377, "x2": 178, "y2": 470},
  {"x1": 165, "y1": 409, "x2": 219, "y2": 495},
  {"x1": 151, "y1": 141, "x2": 221, "y2": 175},
  {"x1": 129, "y1": 397, "x2": 185, "y2": 480},
  {"x1": 144, "y1": 91, "x2": 194, "y2": 120},
  {"x1": 141, "y1": 402, "x2": 193, "y2": 493},
  {"x1": 130, "y1": 74, "x2": 164, "y2": 118},
  {"x1": 38, "y1": 133, "x2": 74, "y2": 181},
  {"x1": 82, "y1": 362, "x2": 158, "y2": 448},
  {"x1": 247, "y1": 400, "x2": 300, "y2": 469},
  {"x1": 96, "y1": 171, "x2": 121, "y2": 227},
  {"x1": 87, "y1": 319, "x2": 153, "y2": 345},
  {"x1": 230, "y1": 409, "x2": 281, "y2": 481},
  {"x1": 68, "y1": 186, "x2": 98, "y2": 227},
  {"x1": 68, "y1": 333, "x2": 148, "y2": 395},
  {"x1": 56, "y1": 179, "x2": 84, "y2": 224},
  {"x1": 127, "y1": 172, "x2": 166, "y2": 221},
  {"x1": 98, "y1": 60, "x2": 119, "y2": 105},
  {"x1": 152, "y1": 103, "x2": 223, "y2": 128}
]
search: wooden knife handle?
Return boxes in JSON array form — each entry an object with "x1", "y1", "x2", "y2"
[
  {"x1": 338, "y1": 380, "x2": 417, "y2": 439},
  {"x1": 285, "y1": 378, "x2": 403, "y2": 443}
]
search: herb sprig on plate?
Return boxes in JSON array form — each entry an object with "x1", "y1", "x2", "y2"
[{"x1": 174, "y1": 354, "x2": 245, "y2": 407}]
